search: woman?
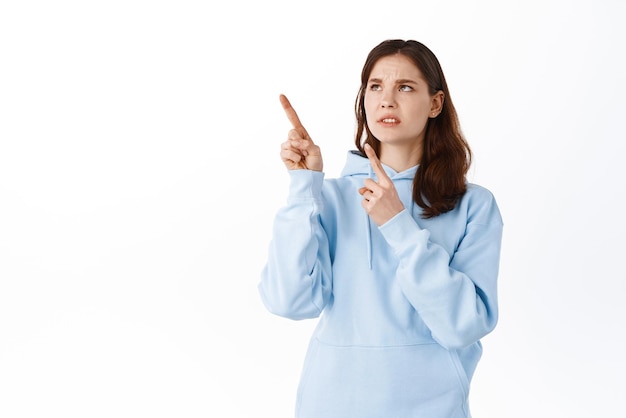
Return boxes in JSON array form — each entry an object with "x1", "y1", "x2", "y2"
[{"x1": 258, "y1": 39, "x2": 503, "y2": 418}]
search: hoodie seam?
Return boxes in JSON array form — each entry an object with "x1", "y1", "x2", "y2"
[{"x1": 314, "y1": 337, "x2": 438, "y2": 349}]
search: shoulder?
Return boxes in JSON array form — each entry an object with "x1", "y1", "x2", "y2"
[
  {"x1": 464, "y1": 183, "x2": 497, "y2": 201},
  {"x1": 460, "y1": 183, "x2": 503, "y2": 226}
]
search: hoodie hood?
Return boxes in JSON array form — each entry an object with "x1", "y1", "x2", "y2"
[
  {"x1": 340, "y1": 150, "x2": 419, "y2": 269},
  {"x1": 340, "y1": 150, "x2": 418, "y2": 180}
]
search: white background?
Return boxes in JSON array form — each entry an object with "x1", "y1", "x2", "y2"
[{"x1": 1, "y1": 0, "x2": 625, "y2": 417}]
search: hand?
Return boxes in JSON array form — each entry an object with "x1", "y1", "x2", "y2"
[
  {"x1": 279, "y1": 94, "x2": 323, "y2": 171},
  {"x1": 358, "y1": 143, "x2": 405, "y2": 226}
]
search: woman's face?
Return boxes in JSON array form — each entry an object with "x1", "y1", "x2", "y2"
[{"x1": 364, "y1": 54, "x2": 442, "y2": 148}]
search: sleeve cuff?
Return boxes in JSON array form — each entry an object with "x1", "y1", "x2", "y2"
[
  {"x1": 287, "y1": 170, "x2": 325, "y2": 200},
  {"x1": 378, "y1": 209, "x2": 425, "y2": 253}
]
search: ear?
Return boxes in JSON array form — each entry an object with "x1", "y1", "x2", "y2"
[{"x1": 429, "y1": 90, "x2": 444, "y2": 118}]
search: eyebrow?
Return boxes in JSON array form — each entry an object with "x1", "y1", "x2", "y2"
[{"x1": 368, "y1": 77, "x2": 419, "y2": 85}]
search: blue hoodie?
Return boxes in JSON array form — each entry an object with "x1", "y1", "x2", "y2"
[{"x1": 259, "y1": 151, "x2": 503, "y2": 418}]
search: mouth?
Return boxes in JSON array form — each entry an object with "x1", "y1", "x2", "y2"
[{"x1": 378, "y1": 117, "x2": 400, "y2": 125}]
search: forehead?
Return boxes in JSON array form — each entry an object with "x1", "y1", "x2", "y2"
[{"x1": 369, "y1": 54, "x2": 423, "y2": 81}]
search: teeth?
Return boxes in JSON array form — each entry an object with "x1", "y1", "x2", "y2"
[{"x1": 382, "y1": 118, "x2": 397, "y2": 123}]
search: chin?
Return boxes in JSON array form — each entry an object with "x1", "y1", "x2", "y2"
[{"x1": 375, "y1": 136, "x2": 405, "y2": 145}]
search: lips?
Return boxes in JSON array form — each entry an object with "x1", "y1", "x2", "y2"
[{"x1": 378, "y1": 115, "x2": 401, "y2": 125}]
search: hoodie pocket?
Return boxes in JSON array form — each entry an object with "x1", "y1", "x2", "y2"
[{"x1": 296, "y1": 339, "x2": 470, "y2": 418}]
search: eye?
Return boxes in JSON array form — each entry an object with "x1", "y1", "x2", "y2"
[
  {"x1": 368, "y1": 83, "x2": 382, "y2": 91},
  {"x1": 399, "y1": 85, "x2": 413, "y2": 92}
]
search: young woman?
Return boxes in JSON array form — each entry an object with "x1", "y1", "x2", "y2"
[{"x1": 258, "y1": 39, "x2": 503, "y2": 418}]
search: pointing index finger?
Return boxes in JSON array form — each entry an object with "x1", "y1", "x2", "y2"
[
  {"x1": 280, "y1": 94, "x2": 310, "y2": 139},
  {"x1": 364, "y1": 143, "x2": 390, "y2": 183}
]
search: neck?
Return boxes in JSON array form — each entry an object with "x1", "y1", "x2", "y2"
[{"x1": 378, "y1": 141, "x2": 423, "y2": 172}]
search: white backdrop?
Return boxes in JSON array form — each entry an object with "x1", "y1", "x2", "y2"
[{"x1": 1, "y1": 0, "x2": 625, "y2": 417}]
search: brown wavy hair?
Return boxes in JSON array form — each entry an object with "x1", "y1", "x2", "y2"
[{"x1": 354, "y1": 39, "x2": 471, "y2": 218}]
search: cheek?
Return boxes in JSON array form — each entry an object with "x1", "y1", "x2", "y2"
[
  {"x1": 365, "y1": 112, "x2": 375, "y2": 126},
  {"x1": 363, "y1": 95, "x2": 373, "y2": 111},
  {"x1": 409, "y1": 101, "x2": 433, "y2": 123},
  {"x1": 363, "y1": 96, "x2": 377, "y2": 124}
]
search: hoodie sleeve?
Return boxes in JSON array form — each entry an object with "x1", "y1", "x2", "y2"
[
  {"x1": 378, "y1": 190, "x2": 503, "y2": 349},
  {"x1": 258, "y1": 170, "x2": 333, "y2": 320}
]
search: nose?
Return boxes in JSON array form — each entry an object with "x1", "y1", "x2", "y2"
[{"x1": 380, "y1": 90, "x2": 396, "y2": 108}]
